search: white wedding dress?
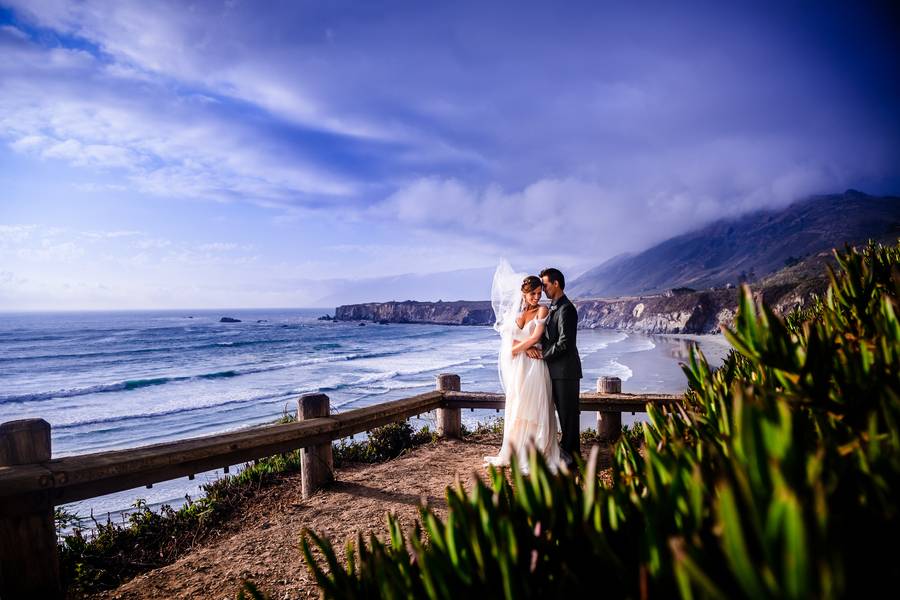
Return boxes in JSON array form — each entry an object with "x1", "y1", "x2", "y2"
[{"x1": 484, "y1": 261, "x2": 561, "y2": 473}]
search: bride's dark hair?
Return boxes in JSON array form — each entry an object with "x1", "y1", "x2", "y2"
[{"x1": 521, "y1": 275, "x2": 542, "y2": 293}]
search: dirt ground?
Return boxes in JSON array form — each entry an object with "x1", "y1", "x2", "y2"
[{"x1": 93, "y1": 434, "x2": 612, "y2": 600}]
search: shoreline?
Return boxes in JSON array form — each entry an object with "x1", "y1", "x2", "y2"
[{"x1": 654, "y1": 331, "x2": 732, "y2": 348}]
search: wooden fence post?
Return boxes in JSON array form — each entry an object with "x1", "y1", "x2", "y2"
[
  {"x1": 298, "y1": 394, "x2": 333, "y2": 499},
  {"x1": 435, "y1": 374, "x2": 462, "y2": 439},
  {"x1": 597, "y1": 377, "x2": 623, "y2": 442},
  {"x1": 0, "y1": 419, "x2": 61, "y2": 598}
]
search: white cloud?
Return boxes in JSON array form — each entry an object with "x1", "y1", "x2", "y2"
[
  {"x1": 0, "y1": 224, "x2": 39, "y2": 244},
  {"x1": 0, "y1": 23, "x2": 359, "y2": 204},
  {"x1": 378, "y1": 164, "x2": 841, "y2": 262},
  {"x1": 135, "y1": 237, "x2": 172, "y2": 250},
  {"x1": 81, "y1": 230, "x2": 142, "y2": 240},
  {"x1": 197, "y1": 242, "x2": 239, "y2": 252},
  {"x1": 17, "y1": 240, "x2": 85, "y2": 262},
  {"x1": 3, "y1": 0, "x2": 410, "y2": 144},
  {"x1": 9, "y1": 135, "x2": 49, "y2": 152},
  {"x1": 0, "y1": 24, "x2": 29, "y2": 40}
]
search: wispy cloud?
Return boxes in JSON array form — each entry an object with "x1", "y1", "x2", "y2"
[{"x1": 0, "y1": 19, "x2": 361, "y2": 204}]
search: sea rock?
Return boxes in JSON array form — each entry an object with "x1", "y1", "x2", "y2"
[{"x1": 220, "y1": 317, "x2": 242, "y2": 323}]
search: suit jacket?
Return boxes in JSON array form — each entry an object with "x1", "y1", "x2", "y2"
[{"x1": 541, "y1": 294, "x2": 583, "y2": 380}]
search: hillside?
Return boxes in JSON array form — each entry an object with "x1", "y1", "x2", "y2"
[{"x1": 567, "y1": 190, "x2": 900, "y2": 298}]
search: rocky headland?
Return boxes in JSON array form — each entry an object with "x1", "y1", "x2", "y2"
[
  {"x1": 574, "y1": 278, "x2": 825, "y2": 334},
  {"x1": 334, "y1": 268, "x2": 828, "y2": 335},
  {"x1": 335, "y1": 300, "x2": 494, "y2": 326}
]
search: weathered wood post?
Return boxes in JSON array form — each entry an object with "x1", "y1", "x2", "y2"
[
  {"x1": 597, "y1": 376, "x2": 623, "y2": 442},
  {"x1": 0, "y1": 419, "x2": 61, "y2": 598},
  {"x1": 297, "y1": 394, "x2": 333, "y2": 499},
  {"x1": 435, "y1": 373, "x2": 462, "y2": 438}
]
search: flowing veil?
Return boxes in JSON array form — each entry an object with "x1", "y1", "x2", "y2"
[{"x1": 491, "y1": 259, "x2": 525, "y2": 394}]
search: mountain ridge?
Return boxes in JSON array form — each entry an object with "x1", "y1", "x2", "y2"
[{"x1": 567, "y1": 190, "x2": 900, "y2": 298}]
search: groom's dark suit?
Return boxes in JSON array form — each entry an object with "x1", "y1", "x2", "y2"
[{"x1": 541, "y1": 294, "x2": 583, "y2": 464}]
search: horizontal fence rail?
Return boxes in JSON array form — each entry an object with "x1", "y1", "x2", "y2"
[
  {"x1": 443, "y1": 391, "x2": 679, "y2": 411},
  {"x1": 0, "y1": 390, "x2": 444, "y2": 505},
  {"x1": 0, "y1": 373, "x2": 680, "y2": 597}
]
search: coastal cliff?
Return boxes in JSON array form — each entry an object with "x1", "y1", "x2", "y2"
[
  {"x1": 575, "y1": 279, "x2": 824, "y2": 334},
  {"x1": 335, "y1": 276, "x2": 826, "y2": 334},
  {"x1": 335, "y1": 300, "x2": 494, "y2": 325}
]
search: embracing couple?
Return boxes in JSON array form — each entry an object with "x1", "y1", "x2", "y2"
[{"x1": 484, "y1": 261, "x2": 583, "y2": 472}]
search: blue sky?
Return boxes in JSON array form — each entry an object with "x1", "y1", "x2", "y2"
[{"x1": 1, "y1": 0, "x2": 898, "y2": 309}]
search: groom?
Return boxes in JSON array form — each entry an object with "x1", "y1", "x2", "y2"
[{"x1": 527, "y1": 268, "x2": 583, "y2": 467}]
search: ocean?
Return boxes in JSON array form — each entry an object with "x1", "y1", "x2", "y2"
[{"x1": 0, "y1": 308, "x2": 730, "y2": 525}]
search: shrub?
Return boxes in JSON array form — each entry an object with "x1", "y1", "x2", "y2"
[
  {"x1": 461, "y1": 416, "x2": 505, "y2": 437},
  {"x1": 581, "y1": 424, "x2": 644, "y2": 448},
  {"x1": 333, "y1": 422, "x2": 437, "y2": 465}
]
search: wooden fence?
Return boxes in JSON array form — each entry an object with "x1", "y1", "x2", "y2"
[{"x1": 0, "y1": 373, "x2": 678, "y2": 597}]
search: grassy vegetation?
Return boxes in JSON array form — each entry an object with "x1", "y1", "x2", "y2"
[
  {"x1": 461, "y1": 416, "x2": 505, "y2": 437},
  {"x1": 580, "y1": 424, "x2": 644, "y2": 449},
  {"x1": 333, "y1": 422, "x2": 437, "y2": 465},
  {"x1": 57, "y1": 421, "x2": 437, "y2": 595},
  {"x1": 283, "y1": 240, "x2": 900, "y2": 599}
]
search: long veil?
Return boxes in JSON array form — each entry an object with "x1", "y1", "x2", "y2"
[{"x1": 491, "y1": 259, "x2": 524, "y2": 394}]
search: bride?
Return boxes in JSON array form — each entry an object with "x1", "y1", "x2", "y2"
[{"x1": 484, "y1": 260, "x2": 561, "y2": 472}]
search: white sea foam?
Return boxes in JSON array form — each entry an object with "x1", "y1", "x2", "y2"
[
  {"x1": 623, "y1": 338, "x2": 656, "y2": 353},
  {"x1": 578, "y1": 331, "x2": 628, "y2": 355},
  {"x1": 600, "y1": 359, "x2": 634, "y2": 381}
]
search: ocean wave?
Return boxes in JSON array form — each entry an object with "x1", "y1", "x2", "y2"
[
  {"x1": 331, "y1": 380, "x2": 435, "y2": 408},
  {"x1": 0, "y1": 345, "x2": 172, "y2": 363},
  {"x1": 579, "y1": 331, "x2": 629, "y2": 355},
  {"x1": 315, "y1": 354, "x2": 481, "y2": 394},
  {"x1": 0, "y1": 337, "x2": 301, "y2": 364},
  {"x1": 623, "y1": 338, "x2": 656, "y2": 353},
  {"x1": 53, "y1": 390, "x2": 292, "y2": 430},
  {"x1": 0, "y1": 351, "x2": 404, "y2": 405},
  {"x1": 600, "y1": 359, "x2": 633, "y2": 381},
  {"x1": 0, "y1": 370, "x2": 243, "y2": 404}
]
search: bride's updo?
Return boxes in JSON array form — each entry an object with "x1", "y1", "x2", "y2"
[{"x1": 521, "y1": 275, "x2": 541, "y2": 293}]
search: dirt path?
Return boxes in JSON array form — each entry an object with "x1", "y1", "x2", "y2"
[
  {"x1": 95, "y1": 434, "x2": 503, "y2": 600},
  {"x1": 95, "y1": 434, "x2": 614, "y2": 600}
]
